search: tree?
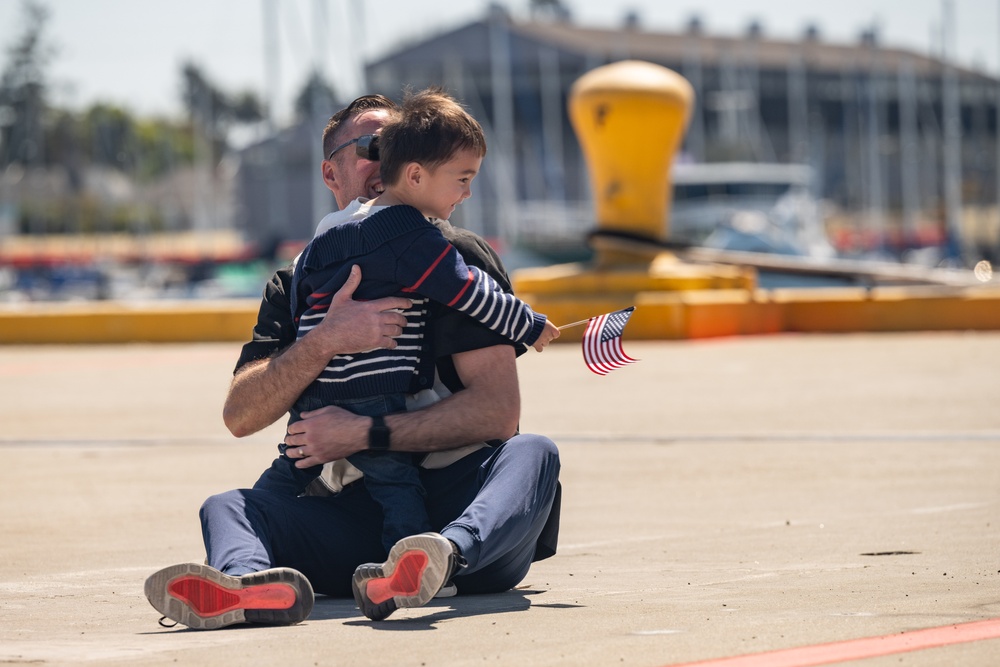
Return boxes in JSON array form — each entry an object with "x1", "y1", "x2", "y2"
[
  {"x1": 229, "y1": 91, "x2": 265, "y2": 124},
  {"x1": 181, "y1": 61, "x2": 264, "y2": 164},
  {"x1": 132, "y1": 116, "x2": 195, "y2": 181},
  {"x1": 0, "y1": 0, "x2": 53, "y2": 167},
  {"x1": 293, "y1": 70, "x2": 337, "y2": 121},
  {"x1": 83, "y1": 103, "x2": 134, "y2": 169}
]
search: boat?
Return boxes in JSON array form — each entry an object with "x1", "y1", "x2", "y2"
[
  {"x1": 508, "y1": 161, "x2": 835, "y2": 267},
  {"x1": 667, "y1": 162, "x2": 836, "y2": 259},
  {"x1": 509, "y1": 161, "x2": 979, "y2": 287}
]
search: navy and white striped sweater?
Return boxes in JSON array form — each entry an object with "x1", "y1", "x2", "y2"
[{"x1": 291, "y1": 204, "x2": 547, "y2": 405}]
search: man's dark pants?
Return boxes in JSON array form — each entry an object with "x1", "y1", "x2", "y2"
[{"x1": 199, "y1": 434, "x2": 560, "y2": 596}]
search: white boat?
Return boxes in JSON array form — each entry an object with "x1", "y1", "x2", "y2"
[
  {"x1": 510, "y1": 162, "x2": 978, "y2": 286},
  {"x1": 668, "y1": 162, "x2": 836, "y2": 259},
  {"x1": 510, "y1": 161, "x2": 836, "y2": 266}
]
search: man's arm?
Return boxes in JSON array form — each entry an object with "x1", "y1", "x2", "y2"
[
  {"x1": 282, "y1": 220, "x2": 523, "y2": 464},
  {"x1": 223, "y1": 265, "x2": 411, "y2": 437},
  {"x1": 285, "y1": 343, "x2": 520, "y2": 467},
  {"x1": 223, "y1": 331, "x2": 343, "y2": 438}
]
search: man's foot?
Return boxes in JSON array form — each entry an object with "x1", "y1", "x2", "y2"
[
  {"x1": 352, "y1": 532, "x2": 464, "y2": 621},
  {"x1": 144, "y1": 563, "x2": 314, "y2": 630}
]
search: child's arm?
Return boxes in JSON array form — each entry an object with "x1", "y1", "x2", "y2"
[{"x1": 397, "y1": 230, "x2": 550, "y2": 347}]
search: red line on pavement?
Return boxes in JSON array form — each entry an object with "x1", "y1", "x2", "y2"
[{"x1": 662, "y1": 618, "x2": 1000, "y2": 667}]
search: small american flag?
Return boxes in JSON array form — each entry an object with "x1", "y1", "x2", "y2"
[{"x1": 582, "y1": 307, "x2": 637, "y2": 375}]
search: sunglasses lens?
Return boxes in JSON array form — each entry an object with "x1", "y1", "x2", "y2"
[{"x1": 358, "y1": 135, "x2": 379, "y2": 161}]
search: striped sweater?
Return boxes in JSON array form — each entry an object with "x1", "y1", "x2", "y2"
[{"x1": 291, "y1": 204, "x2": 546, "y2": 405}]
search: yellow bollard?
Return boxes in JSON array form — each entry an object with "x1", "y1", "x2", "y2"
[
  {"x1": 568, "y1": 60, "x2": 694, "y2": 266},
  {"x1": 512, "y1": 59, "x2": 757, "y2": 341}
]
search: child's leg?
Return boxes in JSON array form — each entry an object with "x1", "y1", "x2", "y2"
[
  {"x1": 348, "y1": 450, "x2": 433, "y2": 552},
  {"x1": 252, "y1": 402, "x2": 324, "y2": 495},
  {"x1": 252, "y1": 443, "x2": 324, "y2": 494},
  {"x1": 345, "y1": 393, "x2": 431, "y2": 552}
]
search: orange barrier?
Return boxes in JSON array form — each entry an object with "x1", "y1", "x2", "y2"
[{"x1": 518, "y1": 285, "x2": 1000, "y2": 342}]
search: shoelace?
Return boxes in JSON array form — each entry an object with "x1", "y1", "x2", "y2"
[{"x1": 158, "y1": 616, "x2": 178, "y2": 628}]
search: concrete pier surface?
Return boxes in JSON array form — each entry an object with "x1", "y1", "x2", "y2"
[{"x1": 1, "y1": 332, "x2": 999, "y2": 666}]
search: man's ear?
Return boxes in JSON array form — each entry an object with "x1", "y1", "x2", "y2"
[{"x1": 322, "y1": 160, "x2": 339, "y2": 195}]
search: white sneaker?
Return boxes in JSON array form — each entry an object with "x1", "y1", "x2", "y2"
[
  {"x1": 144, "y1": 563, "x2": 313, "y2": 630},
  {"x1": 351, "y1": 533, "x2": 465, "y2": 620}
]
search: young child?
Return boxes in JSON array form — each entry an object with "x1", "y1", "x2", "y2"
[{"x1": 269, "y1": 88, "x2": 559, "y2": 554}]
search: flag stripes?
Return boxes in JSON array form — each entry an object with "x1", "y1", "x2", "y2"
[{"x1": 582, "y1": 306, "x2": 637, "y2": 375}]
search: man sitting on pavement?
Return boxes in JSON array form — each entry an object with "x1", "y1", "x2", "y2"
[{"x1": 143, "y1": 93, "x2": 562, "y2": 629}]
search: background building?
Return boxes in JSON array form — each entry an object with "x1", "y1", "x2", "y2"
[{"x1": 343, "y1": 6, "x2": 998, "y2": 262}]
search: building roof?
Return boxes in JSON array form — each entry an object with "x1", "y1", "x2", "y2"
[{"x1": 369, "y1": 13, "x2": 995, "y2": 83}]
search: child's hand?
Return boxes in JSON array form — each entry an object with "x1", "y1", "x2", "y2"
[{"x1": 532, "y1": 319, "x2": 561, "y2": 352}]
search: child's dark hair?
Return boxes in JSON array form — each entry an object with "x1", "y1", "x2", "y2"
[
  {"x1": 378, "y1": 88, "x2": 487, "y2": 186},
  {"x1": 322, "y1": 94, "x2": 400, "y2": 160}
]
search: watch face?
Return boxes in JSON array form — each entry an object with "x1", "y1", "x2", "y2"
[{"x1": 369, "y1": 417, "x2": 391, "y2": 450}]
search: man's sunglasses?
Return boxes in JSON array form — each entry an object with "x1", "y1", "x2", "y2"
[{"x1": 327, "y1": 134, "x2": 379, "y2": 161}]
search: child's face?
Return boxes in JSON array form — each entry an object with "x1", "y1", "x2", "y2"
[{"x1": 414, "y1": 148, "x2": 482, "y2": 221}]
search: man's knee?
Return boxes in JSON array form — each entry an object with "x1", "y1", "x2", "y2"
[
  {"x1": 199, "y1": 489, "x2": 242, "y2": 527},
  {"x1": 508, "y1": 433, "x2": 560, "y2": 476}
]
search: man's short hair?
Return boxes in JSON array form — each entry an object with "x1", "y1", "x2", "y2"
[
  {"x1": 322, "y1": 94, "x2": 400, "y2": 159},
  {"x1": 378, "y1": 88, "x2": 487, "y2": 186}
]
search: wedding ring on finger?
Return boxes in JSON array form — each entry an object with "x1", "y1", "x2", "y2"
[{"x1": 299, "y1": 448, "x2": 306, "y2": 458}]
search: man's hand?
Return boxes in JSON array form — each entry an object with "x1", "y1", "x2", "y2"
[
  {"x1": 285, "y1": 405, "x2": 368, "y2": 468},
  {"x1": 223, "y1": 264, "x2": 411, "y2": 437},
  {"x1": 284, "y1": 344, "x2": 520, "y2": 463},
  {"x1": 310, "y1": 264, "x2": 412, "y2": 357}
]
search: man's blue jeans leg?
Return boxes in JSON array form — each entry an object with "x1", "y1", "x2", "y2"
[
  {"x1": 200, "y1": 485, "x2": 385, "y2": 595},
  {"x1": 426, "y1": 433, "x2": 560, "y2": 594},
  {"x1": 199, "y1": 489, "x2": 274, "y2": 576},
  {"x1": 200, "y1": 432, "x2": 559, "y2": 597}
]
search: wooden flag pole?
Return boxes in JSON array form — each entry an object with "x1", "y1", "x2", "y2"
[
  {"x1": 558, "y1": 306, "x2": 636, "y2": 331},
  {"x1": 557, "y1": 319, "x2": 591, "y2": 330}
]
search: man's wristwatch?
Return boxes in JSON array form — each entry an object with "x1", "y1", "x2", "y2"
[{"x1": 368, "y1": 415, "x2": 391, "y2": 451}]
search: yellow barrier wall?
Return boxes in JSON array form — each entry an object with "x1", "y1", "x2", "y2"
[
  {"x1": 2, "y1": 287, "x2": 1000, "y2": 345},
  {"x1": 0, "y1": 301, "x2": 258, "y2": 344}
]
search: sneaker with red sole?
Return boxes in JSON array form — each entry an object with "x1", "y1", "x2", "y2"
[
  {"x1": 352, "y1": 532, "x2": 465, "y2": 621},
  {"x1": 144, "y1": 563, "x2": 314, "y2": 630}
]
